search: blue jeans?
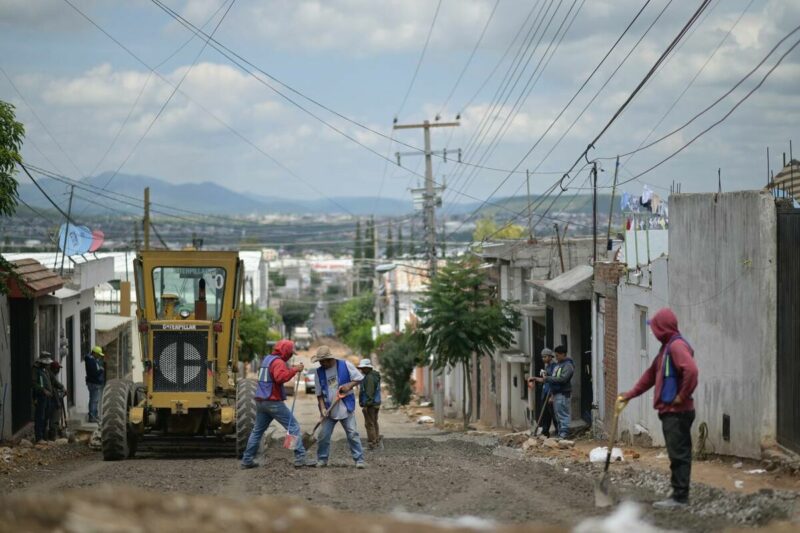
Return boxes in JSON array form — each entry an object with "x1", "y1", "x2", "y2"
[
  {"x1": 317, "y1": 411, "x2": 364, "y2": 464},
  {"x1": 553, "y1": 393, "x2": 571, "y2": 439},
  {"x1": 88, "y1": 383, "x2": 103, "y2": 422},
  {"x1": 34, "y1": 392, "x2": 50, "y2": 441},
  {"x1": 241, "y1": 401, "x2": 306, "y2": 466}
]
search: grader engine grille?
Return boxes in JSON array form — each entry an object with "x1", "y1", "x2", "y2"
[{"x1": 153, "y1": 331, "x2": 208, "y2": 392}]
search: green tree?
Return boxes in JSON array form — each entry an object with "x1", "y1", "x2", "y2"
[
  {"x1": 385, "y1": 222, "x2": 394, "y2": 259},
  {"x1": 0, "y1": 101, "x2": 25, "y2": 294},
  {"x1": 396, "y1": 226, "x2": 404, "y2": 256},
  {"x1": 354, "y1": 220, "x2": 363, "y2": 294},
  {"x1": 310, "y1": 269, "x2": 322, "y2": 287},
  {"x1": 472, "y1": 216, "x2": 527, "y2": 242},
  {"x1": 331, "y1": 292, "x2": 374, "y2": 353},
  {"x1": 416, "y1": 257, "x2": 520, "y2": 429},
  {"x1": 377, "y1": 330, "x2": 426, "y2": 406},
  {"x1": 239, "y1": 308, "x2": 282, "y2": 361},
  {"x1": 271, "y1": 271, "x2": 287, "y2": 287},
  {"x1": 280, "y1": 300, "x2": 314, "y2": 332}
]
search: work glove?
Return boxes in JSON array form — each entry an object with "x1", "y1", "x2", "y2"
[{"x1": 615, "y1": 394, "x2": 628, "y2": 414}]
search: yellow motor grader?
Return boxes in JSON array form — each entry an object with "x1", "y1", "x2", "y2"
[{"x1": 100, "y1": 250, "x2": 256, "y2": 460}]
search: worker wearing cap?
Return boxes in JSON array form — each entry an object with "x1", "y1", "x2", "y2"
[
  {"x1": 32, "y1": 353, "x2": 54, "y2": 442},
  {"x1": 313, "y1": 345, "x2": 365, "y2": 468},
  {"x1": 357, "y1": 358, "x2": 382, "y2": 450},
  {"x1": 85, "y1": 345, "x2": 105, "y2": 423}
]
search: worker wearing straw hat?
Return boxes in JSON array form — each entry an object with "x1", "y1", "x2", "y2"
[{"x1": 312, "y1": 345, "x2": 365, "y2": 468}]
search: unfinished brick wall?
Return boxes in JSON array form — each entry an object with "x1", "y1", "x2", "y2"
[{"x1": 595, "y1": 262, "x2": 626, "y2": 430}]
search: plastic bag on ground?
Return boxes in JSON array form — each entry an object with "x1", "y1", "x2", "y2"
[{"x1": 589, "y1": 446, "x2": 624, "y2": 463}]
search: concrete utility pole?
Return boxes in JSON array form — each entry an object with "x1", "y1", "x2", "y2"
[
  {"x1": 143, "y1": 187, "x2": 151, "y2": 251},
  {"x1": 59, "y1": 185, "x2": 74, "y2": 276},
  {"x1": 393, "y1": 120, "x2": 459, "y2": 279},
  {"x1": 394, "y1": 119, "x2": 459, "y2": 427},
  {"x1": 374, "y1": 225, "x2": 381, "y2": 338}
]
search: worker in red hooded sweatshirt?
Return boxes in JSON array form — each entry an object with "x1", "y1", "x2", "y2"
[
  {"x1": 240, "y1": 339, "x2": 309, "y2": 469},
  {"x1": 618, "y1": 308, "x2": 699, "y2": 510}
]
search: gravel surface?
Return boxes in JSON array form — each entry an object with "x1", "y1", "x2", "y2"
[
  {"x1": 2, "y1": 434, "x2": 796, "y2": 532},
  {"x1": 1, "y1": 402, "x2": 798, "y2": 533}
]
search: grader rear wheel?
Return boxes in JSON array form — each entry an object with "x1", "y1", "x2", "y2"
[
  {"x1": 101, "y1": 379, "x2": 136, "y2": 461},
  {"x1": 236, "y1": 379, "x2": 256, "y2": 458}
]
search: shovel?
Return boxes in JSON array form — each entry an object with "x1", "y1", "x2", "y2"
[
  {"x1": 594, "y1": 399, "x2": 625, "y2": 507},
  {"x1": 282, "y1": 372, "x2": 303, "y2": 450},
  {"x1": 530, "y1": 391, "x2": 552, "y2": 436},
  {"x1": 302, "y1": 393, "x2": 344, "y2": 450}
]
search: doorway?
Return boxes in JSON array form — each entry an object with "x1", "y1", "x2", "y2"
[
  {"x1": 9, "y1": 299, "x2": 34, "y2": 433},
  {"x1": 65, "y1": 316, "x2": 75, "y2": 407}
]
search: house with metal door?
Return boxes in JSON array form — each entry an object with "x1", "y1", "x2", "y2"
[
  {"x1": 594, "y1": 189, "x2": 797, "y2": 459},
  {"x1": 0, "y1": 259, "x2": 64, "y2": 439}
]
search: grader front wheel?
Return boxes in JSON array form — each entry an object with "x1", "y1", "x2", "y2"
[
  {"x1": 236, "y1": 379, "x2": 256, "y2": 458},
  {"x1": 101, "y1": 379, "x2": 136, "y2": 461}
]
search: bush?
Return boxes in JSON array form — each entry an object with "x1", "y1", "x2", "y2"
[
  {"x1": 239, "y1": 308, "x2": 282, "y2": 361},
  {"x1": 331, "y1": 292, "x2": 374, "y2": 352},
  {"x1": 377, "y1": 331, "x2": 426, "y2": 406}
]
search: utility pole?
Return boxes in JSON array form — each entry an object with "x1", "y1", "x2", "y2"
[
  {"x1": 374, "y1": 223, "x2": 380, "y2": 338},
  {"x1": 143, "y1": 187, "x2": 151, "y2": 251},
  {"x1": 606, "y1": 156, "x2": 619, "y2": 252},
  {"x1": 592, "y1": 162, "x2": 598, "y2": 264},
  {"x1": 393, "y1": 119, "x2": 459, "y2": 279},
  {"x1": 59, "y1": 185, "x2": 74, "y2": 276},
  {"x1": 526, "y1": 169, "x2": 533, "y2": 241},
  {"x1": 393, "y1": 119, "x2": 459, "y2": 427}
]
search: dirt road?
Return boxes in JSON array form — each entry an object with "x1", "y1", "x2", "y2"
[{"x1": 2, "y1": 393, "x2": 796, "y2": 532}]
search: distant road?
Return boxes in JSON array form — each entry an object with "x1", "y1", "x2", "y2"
[{"x1": 311, "y1": 299, "x2": 334, "y2": 338}]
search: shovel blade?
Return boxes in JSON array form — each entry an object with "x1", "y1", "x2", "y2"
[
  {"x1": 301, "y1": 432, "x2": 316, "y2": 450},
  {"x1": 594, "y1": 474, "x2": 614, "y2": 508}
]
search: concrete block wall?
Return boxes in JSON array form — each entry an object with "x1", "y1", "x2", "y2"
[{"x1": 669, "y1": 191, "x2": 777, "y2": 459}]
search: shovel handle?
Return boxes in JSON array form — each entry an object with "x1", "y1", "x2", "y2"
[
  {"x1": 603, "y1": 409, "x2": 621, "y2": 474},
  {"x1": 311, "y1": 393, "x2": 345, "y2": 433}
]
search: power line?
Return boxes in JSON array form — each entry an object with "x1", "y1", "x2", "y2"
[
  {"x1": 61, "y1": 0, "x2": 356, "y2": 216},
  {"x1": 0, "y1": 66, "x2": 83, "y2": 179},
  {"x1": 437, "y1": 0, "x2": 500, "y2": 117},
  {"x1": 19, "y1": 163, "x2": 76, "y2": 224},
  {"x1": 601, "y1": 13, "x2": 795, "y2": 163},
  {"x1": 146, "y1": 0, "x2": 570, "y2": 179},
  {"x1": 96, "y1": 0, "x2": 236, "y2": 192},
  {"x1": 396, "y1": 0, "x2": 442, "y2": 118},
  {"x1": 84, "y1": 0, "x2": 232, "y2": 188},
  {"x1": 611, "y1": 0, "x2": 749, "y2": 170},
  {"x1": 611, "y1": 33, "x2": 800, "y2": 189},
  {"x1": 445, "y1": 0, "x2": 584, "y2": 211},
  {"x1": 448, "y1": 0, "x2": 653, "y2": 236},
  {"x1": 483, "y1": 0, "x2": 717, "y2": 241}
]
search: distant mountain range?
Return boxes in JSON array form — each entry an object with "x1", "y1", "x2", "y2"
[{"x1": 18, "y1": 171, "x2": 616, "y2": 218}]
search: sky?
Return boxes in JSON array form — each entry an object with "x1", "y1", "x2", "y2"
[{"x1": 1, "y1": 0, "x2": 799, "y2": 208}]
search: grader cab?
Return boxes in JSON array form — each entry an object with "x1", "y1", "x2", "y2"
[{"x1": 100, "y1": 250, "x2": 256, "y2": 460}]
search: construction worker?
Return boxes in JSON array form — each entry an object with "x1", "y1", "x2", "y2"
[
  {"x1": 31, "y1": 353, "x2": 54, "y2": 442},
  {"x1": 85, "y1": 345, "x2": 105, "y2": 423},
  {"x1": 357, "y1": 358, "x2": 382, "y2": 450},
  {"x1": 531, "y1": 345, "x2": 573, "y2": 439},
  {"x1": 618, "y1": 308, "x2": 699, "y2": 509},
  {"x1": 240, "y1": 339, "x2": 308, "y2": 470},
  {"x1": 528, "y1": 348, "x2": 559, "y2": 438},
  {"x1": 313, "y1": 345, "x2": 365, "y2": 468},
  {"x1": 47, "y1": 360, "x2": 67, "y2": 440}
]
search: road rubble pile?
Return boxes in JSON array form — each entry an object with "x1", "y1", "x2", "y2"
[
  {"x1": 0, "y1": 439, "x2": 92, "y2": 478},
  {"x1": 0, "y1": 487, "x2": 563, "y2": 533},
  {"x1": 491, "y1": 434, "x2": 799, "y2": 528}
]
